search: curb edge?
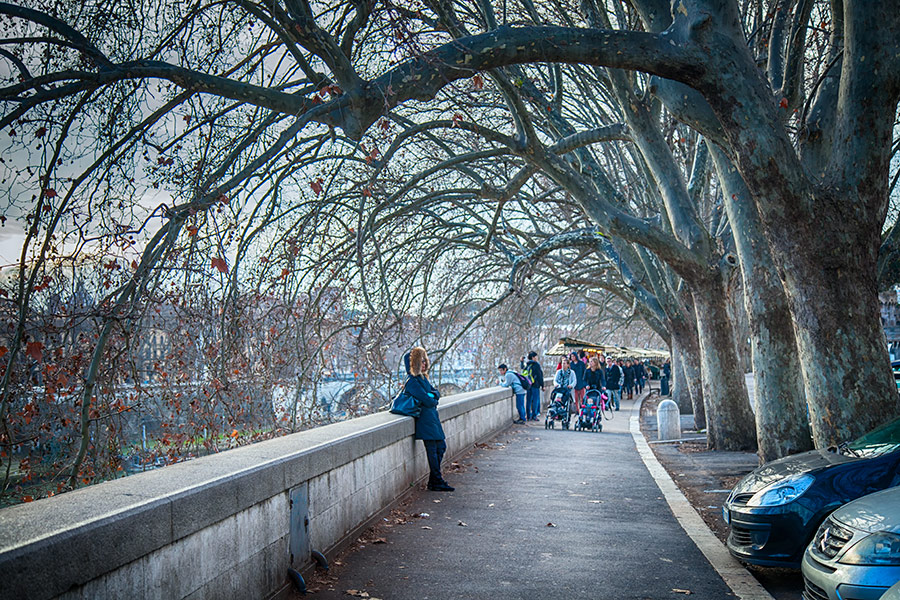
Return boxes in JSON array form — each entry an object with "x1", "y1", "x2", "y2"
[{"x1": 629, "y1": 399, "x2": 775, "y2": 600}]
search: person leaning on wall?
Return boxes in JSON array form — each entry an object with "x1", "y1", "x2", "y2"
[{"x1": 404, "y1": 347, "x2": 454, "y2": 492}]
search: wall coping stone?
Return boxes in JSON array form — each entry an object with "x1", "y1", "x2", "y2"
[{"x1": 0, "y1": 386, "x2": 508, "y2": 599}]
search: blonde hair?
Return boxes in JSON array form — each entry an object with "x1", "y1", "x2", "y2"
[
  {"x1": 589, "y1": 357, "x2": 600, "y2": 369},
  {"x1": 409, "y1": 347, "x2": 427, "y2": 377}
]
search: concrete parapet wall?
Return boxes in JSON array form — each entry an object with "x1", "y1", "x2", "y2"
[{"x1": 0, "y1": 387, "x2": 514, "y2": 600}]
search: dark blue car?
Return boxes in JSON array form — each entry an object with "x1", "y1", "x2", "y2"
[
  {"x1": 893, "y1": 360, "x2": 900, "y2": 391},
  {"x1": 724, "y1": 416, "x2": 900, "y2": 568}
]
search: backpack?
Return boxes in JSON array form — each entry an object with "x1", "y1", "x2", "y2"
[
  {"x1": 522, "y1": 363, "x2": 536, "y2": 386},
  {"x1": 513, "y1": 371, "x2": 532, "y2": 391}
]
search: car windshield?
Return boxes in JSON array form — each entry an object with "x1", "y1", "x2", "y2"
[{"x1": 844, "y1": 417, "x2": 900, "y2": 457}]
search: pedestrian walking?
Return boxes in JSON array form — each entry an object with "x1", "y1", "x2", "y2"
[
  {"x1": 569, "y1": 351, "x2": 587, "y2": 412},
  {"x1": 498, "y1": 363, "x2": 527, "y2": 424},
  {"x1": 605, "y1": 356, "x2": 623, "y2": 410},
  {"x1": 624, "y1": 359, "x2": 636, "y2": 400},
  {"x1": 584, "y1": 356, "x2": 606, "y2": 392},
  {"x1": 635, "y1": 361, "x2": 647, "y2": 394},
  {"x1": 661, "y1": 358, "x2": 671, "y2": 396},
  {"x1": 524, "y1": 351, "x2": 544, "y2": 421},
  {"x1": 554, "y1": 357, "x2": 577, "y2": 412},
  {"x1": 405, "y1": 347, "x2": 454, "y2": 492}
]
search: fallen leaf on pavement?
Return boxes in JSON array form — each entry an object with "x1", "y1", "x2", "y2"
[
  {"x1": 672, "y1": 589, "x2": 692, "y2": 595},
  {"x1": 372, "y1": 537, "x2": 387, "y2": 544},
  {"x1": 589, "y1": 500, "x2": 603, "y2": 504},
  {"x1": 421, "y1": 526, "x2": 432, "y2": 530},
  {"x1": 346, "y1": 590, "x2": 370, "y2": 598},
  {"x1": 458, "y1": 521, "x2": 467, "y2": 527},
  {"x1": 546, "y1": 522, "x2": 557, "y2": 527}
]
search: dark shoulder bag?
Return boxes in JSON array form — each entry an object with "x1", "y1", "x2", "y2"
[{"x1": 389, "y1": 381, "x2": 421, "y2": 417}]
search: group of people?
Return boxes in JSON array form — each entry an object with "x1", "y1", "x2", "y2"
[
  {"x1": 497, "y1": 351, "x2": 544, "y2": 424},
  {"x1": 550, "y1": 351, "x2": 648, "y2": 413},
  {"x1": 400, "y1": 345, "x2": 667, "y2": 493},
  {"x1": 496, "y1": 349, "x2": 657, "y2": 423}
]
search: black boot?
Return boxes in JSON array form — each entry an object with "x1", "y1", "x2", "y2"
[{"x1": 428, "y1": 477, "x2": 455, "y2": 492}]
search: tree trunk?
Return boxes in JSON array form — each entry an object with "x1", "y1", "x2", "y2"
[
  {"x1": 671, "y1": 322, "x2": 705, "y2": 428},
  {"x1": 712, "y1": 147, "x2": 813, "y2": 460},
  {"x1": 680, "y1": 0, "x2": 900, "y2": 447},
  {"x1": 692, "y1": 274, "x2": 757, "y2": 451},
  {"x1": 777, "y1": 230, "x2": 900, "y2": 446},
  {"x1": 670, "y1": 343, "x2": 690, "y2": 413}
]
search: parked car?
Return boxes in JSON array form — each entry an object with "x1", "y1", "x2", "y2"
[
  {"x1": 723, "y1": 416, "x2": 900, "y2": 568},
  {"x1": 883, "y1": 580, "x2": 900, "y2": 600},
  {"x1": 893, "y1": 360, "x2": 900, "y2": 391},
  {"x1": 801, "y1": 486, "x2": 900, "y2": 600}
]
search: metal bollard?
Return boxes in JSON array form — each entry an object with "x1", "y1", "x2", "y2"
[{"x1": 657, "y1": 399, "x2": 682, "y2": 441}]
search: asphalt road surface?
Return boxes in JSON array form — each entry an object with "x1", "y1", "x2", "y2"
[{"x1": 307, "y1": 401, "x2": 737, "y2": 600}]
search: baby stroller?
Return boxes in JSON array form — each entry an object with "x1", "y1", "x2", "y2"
[
  {"x1": 545, "y1": 387, "x2": 572, "y2": 430},
  {"x1": 575, "y1": 391, "x2": 602, "y2": 432},
  {"x1": 586, "y1": 387, "x2": 615, "y2": 421}
]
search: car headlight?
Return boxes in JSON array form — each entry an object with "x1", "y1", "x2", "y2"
[
  {"x1": 746, "y1": 473, "x2": 815, "y2": 507},
  {"x1": 840, "y1": 531, "x2": 900, "y2": 565}
]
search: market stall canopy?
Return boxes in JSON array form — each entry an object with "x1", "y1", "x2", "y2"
[
  {"x1": 546, "y1": 337, "x2": 609, "y2": 356},
  {"x1": 615, "y1": 346, "x2": 670, "y2": 359},
  {"x1": 546, "y1": 337, "x2": 669, "y2": 359}
]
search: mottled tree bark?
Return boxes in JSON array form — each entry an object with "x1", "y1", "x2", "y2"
[
  {"x1": 670, "y1": 318, "x2": 705, "y2": 427},
  {"x1": 711, "y1": 147, "x2": 813, "y2": 460},
  {"x1": 670, "y1": 342, "x2": 688, "y2": 412},
  {"x1": 692, "y1": 274, "x2": 757, "y2": 450},
  {"x1": 776, "y1": 226, "x2": 898, "y2": 446},
  {"x1": 682, "y1": 0, "x2": 900, "y2": 446}
]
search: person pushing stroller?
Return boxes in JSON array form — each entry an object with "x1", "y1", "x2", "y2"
[
  {"x1": 554, "y1": 357, "x2": 577, "y2": 408},
  {"x1": 545, "y1": 357, "x2": 577, "y2": 429}
]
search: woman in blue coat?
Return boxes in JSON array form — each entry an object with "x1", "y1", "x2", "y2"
[{"x1": 404, "y1": 347, "x2": 454, "y2": 492}]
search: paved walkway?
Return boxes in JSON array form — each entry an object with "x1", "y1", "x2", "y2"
[{"x1": 308, "y1": 396, "x2": 736, "y2": 599}]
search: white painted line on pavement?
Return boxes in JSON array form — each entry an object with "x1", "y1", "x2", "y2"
[{"x1": 629, "y1": 412, "x2": 774, "y2": 600}]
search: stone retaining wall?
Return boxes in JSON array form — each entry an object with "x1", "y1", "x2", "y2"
[{"x1": 0, "y1": 387, "x2": 515, "y2": 600}]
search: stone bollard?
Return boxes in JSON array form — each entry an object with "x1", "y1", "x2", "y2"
[{"x1": 657, "y1": 399, "x2": 681, "y2": 441}]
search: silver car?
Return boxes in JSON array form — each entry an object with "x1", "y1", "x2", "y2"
[{"x1": 802, "y1": 486, "x2": 900, "y2": 599}]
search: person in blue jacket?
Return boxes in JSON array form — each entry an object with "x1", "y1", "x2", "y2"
[{"x1": 404, "y1": 347, "x2": 454, "y2": 492}]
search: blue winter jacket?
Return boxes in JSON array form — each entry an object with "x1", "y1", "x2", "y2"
[
  {"x1": 571, "y1": 360, "x2": 587, "y2": 390},
  {"x1": 403, "y1": 353, "x2": 445, "y2": 441}
]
